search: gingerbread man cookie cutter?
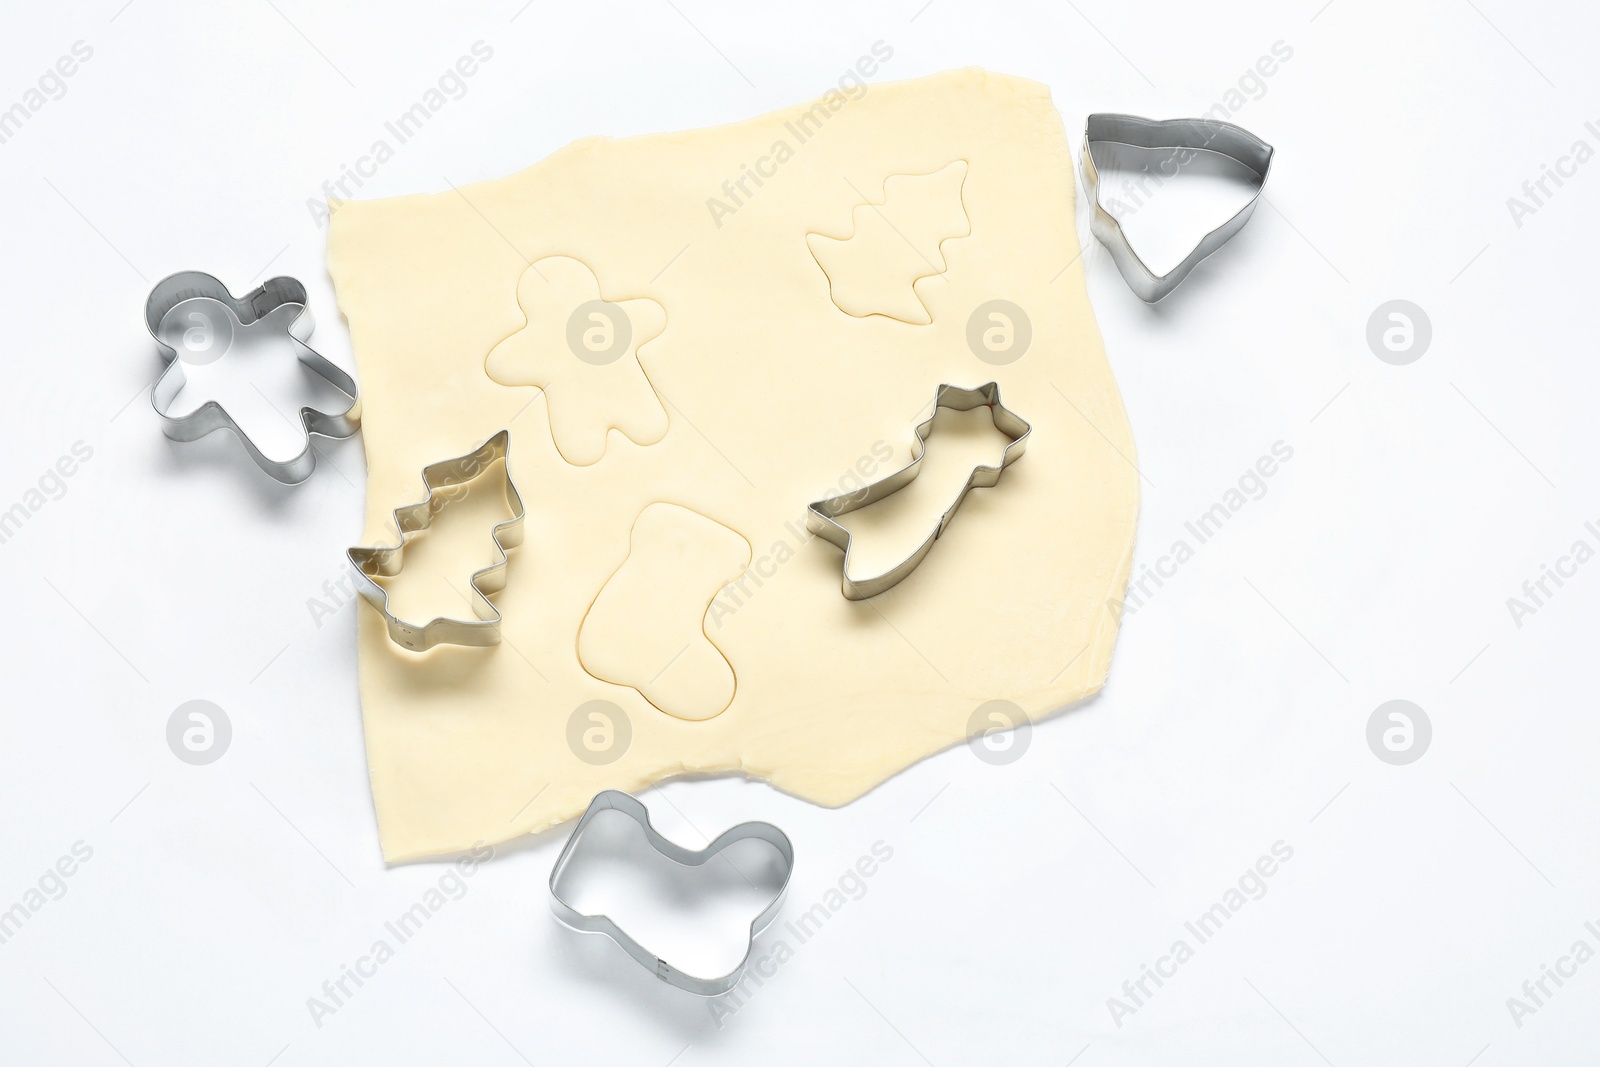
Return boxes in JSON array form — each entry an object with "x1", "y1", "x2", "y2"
[{"x1": 143, "y1": 270, "x2": 361, "y2": 483}]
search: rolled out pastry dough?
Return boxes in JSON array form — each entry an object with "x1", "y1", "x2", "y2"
[{"x1": 327, "y1": 68, "x2": 1138, "y2": 861}]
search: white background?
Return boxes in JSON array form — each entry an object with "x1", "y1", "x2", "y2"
[{"x1": 2, "y1": 1, "x2": 1597, "y2": 1063}]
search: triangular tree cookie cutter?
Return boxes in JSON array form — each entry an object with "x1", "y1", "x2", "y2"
[
  {"x1": 347, "y1": 430, "x2": 525, "y2": 651},
  {"x1": 1081, "y1": 113, "x2": 1275, "y2": 302}
]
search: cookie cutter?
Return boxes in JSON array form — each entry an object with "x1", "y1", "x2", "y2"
[
  {"x1": 549, "y1": 790, "x2": 795, "y2": 997},
  {"x1": 144, "y1": 270, "x2": 361, "y2": 483},
  {"x1": 807, "y1": 381, "x2": 1031, "y2": 600},
  {"x1": 347, "y1": 429, "x2": 525, "y2": 651},
  {"x1": 1081, "y1": 113, "x2": 1274, "y2": 302}
]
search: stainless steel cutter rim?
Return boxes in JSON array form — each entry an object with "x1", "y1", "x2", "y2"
[
  {"x1": 548, "y1": 789, "x2": 795, "y2": 998},
  {"x1": 806, "y1": 381, "x2": 1031, "y2": 600},
  {"x1": 143, "y1": 270, "x2": 362, "y2": 483},
  {"x1": 1080, "y1": 113, "x2": 1275, "y2": 302},
  {"x1": 347, "y1": 429, "x2": 525, "y2": 652}
]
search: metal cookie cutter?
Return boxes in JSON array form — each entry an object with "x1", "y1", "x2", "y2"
[
  {"x1": 1081, "y1": 113, "x2": 1275, "y2": 302},
  {"x1": 144, "y1": 270, "x2": 361, "y2": 483},
  {"x1": 549, "y1": 790, "x2": 795, "y2": 997},
  {"x1": 807, "y1": 381, "x2": 1031, "y2": 600},
  {"x1": 347, "y1": 430, "x2": 525, "y2": 651}
]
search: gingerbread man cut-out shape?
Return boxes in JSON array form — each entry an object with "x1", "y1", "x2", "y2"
[{"x1": 486, "y1": 256, "x2": 668, "y2": 466}]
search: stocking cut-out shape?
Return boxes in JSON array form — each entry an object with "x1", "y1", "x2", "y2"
[{"x1": 579, "y1": 503, "x2": 750, "y2": 721}]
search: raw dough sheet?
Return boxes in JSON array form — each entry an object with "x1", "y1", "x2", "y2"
[{"x1": 327, "y1": 68, "x2": 1138, "y2": 861}]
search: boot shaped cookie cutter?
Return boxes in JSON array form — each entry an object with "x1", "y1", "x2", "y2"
[
  {"x1": 807, "y1": 382, "x2": 1031, "y2": 600},
  {"x1": 144, "y1": 270, "x2": 361, "y2": 483},
  {"x1": 347, "y1": 430, "x2": 525, "y2": 651},
  {"x1": 1081, "y1": 113, "x2": 1274, "y2": 302},
  {"x1": 549, "y1": 790, "x2": 795, "y2": 997}
]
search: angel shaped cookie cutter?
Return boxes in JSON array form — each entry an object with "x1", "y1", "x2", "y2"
[
  {"x1": 807, "y1": 381, "x2": 1031, "y2": 600},
  {"x1": 347, "y1": 430, "x2": 525, "y2": 652},
  {"x1": 143, "y1": 270, "x2": 361, "y2": 483}
]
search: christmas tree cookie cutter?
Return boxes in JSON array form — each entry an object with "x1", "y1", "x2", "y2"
[
  {"x1": 1081, "y1": 113, "x2": 1275, "y2": 302},
  {"x1": 549, "y1": 790, "x2": 795, "y2": 997},
  {"x1": 347, "y1": 430, "x2": 525, "y2": 652},
  {"x1": 143, "y1": 270, "x2": 361, "y2": 483},
  {"x1": 807, "y1": 381, "x2": 1031, "y2": 600}
]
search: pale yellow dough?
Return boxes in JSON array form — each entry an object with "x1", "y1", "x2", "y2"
[{"x1": 327, "y1": 68, "x2": 1138, "y2": 861}]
